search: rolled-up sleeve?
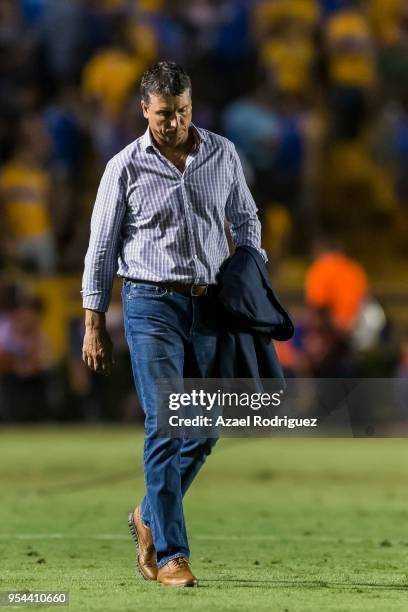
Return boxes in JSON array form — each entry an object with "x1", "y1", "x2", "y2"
[
  {"x1": 81, "y1": 160, "x2": 126, "y2": 312},
  {"x1": 225, "y1": 143, "x2": 268, "y2": 262}
]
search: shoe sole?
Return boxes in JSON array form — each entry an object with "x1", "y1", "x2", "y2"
[
  {"x1": 127, "y1": 511, "x2": 152, "y2": 581},
  {"x1": 159, "y1": 581, "x2": 199, "y2": 588}
]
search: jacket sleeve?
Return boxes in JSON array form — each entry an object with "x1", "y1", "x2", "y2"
[
  {"x1": 81, "y1": 159, "x2": 126, "y2": 312},
  {"x1": 225, "y1": 143, "x2": 268, "y2": 262}
]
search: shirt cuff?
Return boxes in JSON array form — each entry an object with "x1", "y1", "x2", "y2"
[
  {"x1": 258, "y1": 247, "x2": 269, "y2": 264},
  {"x1": 81, "y1": 291, "x2": 109, "y2": 312}
]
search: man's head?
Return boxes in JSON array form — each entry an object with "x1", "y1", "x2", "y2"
[{"x1": 140, "y1": 61, "x2": 192, "y2": 147}]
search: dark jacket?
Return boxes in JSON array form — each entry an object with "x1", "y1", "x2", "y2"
[{"x1": 214, "y1": 245, "x2": 294, "y2": 380}]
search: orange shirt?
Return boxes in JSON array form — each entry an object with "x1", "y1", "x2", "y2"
[{"x1": 305, "y1": 252, "x2": 368, "y2": 331}]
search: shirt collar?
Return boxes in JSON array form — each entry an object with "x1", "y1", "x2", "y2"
[{"x1": 141, "y1": 122, "x2": 206, "y2": 152}]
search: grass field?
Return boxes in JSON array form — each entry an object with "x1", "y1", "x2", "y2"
[{"x1": 1, "y1": 427, "x2": 408, "y2": 611}]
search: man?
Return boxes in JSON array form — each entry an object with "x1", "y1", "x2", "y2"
[
  {"x1": 0, "y1": 114, "x2": 57, "y2": 274},
  {"x1": 81, "y1": 61, "x2": 267, "y2": 587}
]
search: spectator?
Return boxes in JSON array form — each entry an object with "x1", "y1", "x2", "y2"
[
  {"x1": 323, "y1": 0, "x2": 376, "y2": 138},
  {"x1": 295, "y1": 305, "x2": 355, "y2": 377},
  {"x1": 305, "y1": 238, "x2": 368, "y2": 333},
  {"x1": 0, "y1": 290, "x2": 55, "y2": 421},
  {"x1": 81, "y1": 17, "x2": 157, "y2": 159},
  {"x1": 0, "y1": 113, "x2": 57, "y2": 273},
  {"x1": 38, "y1": 0, "x2": 93, "y2": 85},
  {"x1": 0, "y1": 0, "x2": 405, "y2": 421}
]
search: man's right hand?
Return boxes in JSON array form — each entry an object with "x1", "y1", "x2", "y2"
[{"x1": 82, "y1": 309, "x2": 114, "y2": 376}]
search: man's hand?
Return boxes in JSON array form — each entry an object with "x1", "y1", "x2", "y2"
[{"x1": 82, "y1": 309, "x2": 114, "y2": 376}]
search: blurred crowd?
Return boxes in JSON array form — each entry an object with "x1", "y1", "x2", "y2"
[{"x1": 0, "y1": 0, "x2": 407, "y2": 421}]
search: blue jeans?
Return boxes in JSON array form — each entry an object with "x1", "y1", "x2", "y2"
[{"x1": 122, "y1": 280, "x2": 218, "y2": 568}]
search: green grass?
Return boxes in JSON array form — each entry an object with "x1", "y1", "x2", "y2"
[{"x1": 1, "y1": 427, "x2": 408, "y2": 611}]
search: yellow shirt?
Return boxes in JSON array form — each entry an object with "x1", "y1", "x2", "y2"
[
  {"x1": 0, "y1": 161, "x2": 51, "y2": 239},
  {"x1": 261, "y1": 36, "x2": 315, "y2": 93},
  {"x1": 102, "y1": 0, "x2": 164, "y2": 11},
  {"x1": 254, "y1": 0, "x2": 319, "y2": 31},
  {"x1": 323, "y1": 142, "x2": 396, "y2": 214},
  {"x1": 369, "y1": 0, "x2": 402, "y2": 44},
  {"x1": 82, "y1": 49, "x2": 146, "y2": 117},
  {"x1": 326, "y1": 11, "x2": 376, "y2": 86}
]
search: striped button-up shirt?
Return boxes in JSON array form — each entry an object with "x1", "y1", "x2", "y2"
[{"x1": 81, "y1": 124, "x2": 266, "y2": 312}]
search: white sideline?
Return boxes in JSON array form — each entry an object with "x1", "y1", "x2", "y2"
[{"x1": 0, "y1": 533, "x2": 376, "y2": 543}]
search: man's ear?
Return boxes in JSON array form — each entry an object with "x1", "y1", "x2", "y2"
[{"x1": 141, "y1": 99, "x2": 149, "y2": 119}]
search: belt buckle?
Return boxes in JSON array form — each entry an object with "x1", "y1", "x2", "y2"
[{"x1": 191, "y1": 283, "x2": 208, "y2": 296}]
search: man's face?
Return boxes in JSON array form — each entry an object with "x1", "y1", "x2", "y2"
[{"x1": 141, "y1": 89, "x2": 192, "y2": 147}]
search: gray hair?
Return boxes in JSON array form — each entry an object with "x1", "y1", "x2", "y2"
[{"x1": 140, "y1": 61, "x2": 192, "y2": 104}]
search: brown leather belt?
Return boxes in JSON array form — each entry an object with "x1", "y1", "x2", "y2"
[{"x1": 126, "y1": 278, "x2": 216, "y2": 297}]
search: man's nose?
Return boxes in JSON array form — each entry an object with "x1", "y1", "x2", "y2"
[{"x1": 169, "y1": 116, "x2": 178, "y2": 129}]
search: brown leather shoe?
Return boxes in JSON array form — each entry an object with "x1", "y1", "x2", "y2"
[
  {"x1": 157, "y1": 557, "x2": 198, "y2": 587},
  {"x1": 128, "y1": 507, "x2": 157, "y2": 580}
]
